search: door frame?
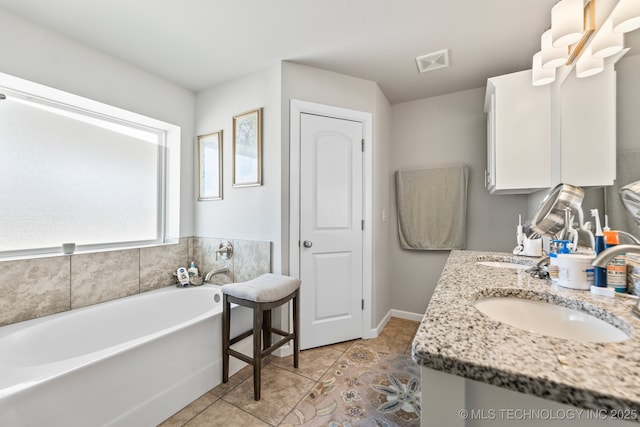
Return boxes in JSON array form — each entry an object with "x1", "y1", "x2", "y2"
[{"x1": 289, "y1": 99, "x2": 374, "y2": 341}]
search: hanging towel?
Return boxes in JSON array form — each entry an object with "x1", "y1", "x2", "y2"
[{"x1": 395, "y1": 164, "x2": 468, "y2": 250}]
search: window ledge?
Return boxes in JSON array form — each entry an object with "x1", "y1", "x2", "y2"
[{"x1": 0, "y1": 239, "x2": 182, "y2": 263}]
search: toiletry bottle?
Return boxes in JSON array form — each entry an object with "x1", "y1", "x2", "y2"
[
  {"x1": 549, "y1": 240, "x2": 560, "y2": 283},
  {"x1": 591, "y1": 209, "x2": 607, "y2": 287},
  {"x1": 551, "y1": 240, "x2": 571, "y2": 284},
  {"x1": 188, "y1": 261, "x2": 199, "y2": 278},
  {"x1": 603, "y1": 230, "x2": 627, "y2": 293}
]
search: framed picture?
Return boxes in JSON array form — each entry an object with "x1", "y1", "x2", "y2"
[
  {"x1": 233, "y1": 108, "x2": 262, "y2": 187},
  {"x1": 197, "y1": 131, "x2": 223, "y2": 200}
]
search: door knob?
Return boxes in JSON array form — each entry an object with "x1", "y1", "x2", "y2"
[{"x1": 303, "y1": 240, "x2": 313, "y2": 248}]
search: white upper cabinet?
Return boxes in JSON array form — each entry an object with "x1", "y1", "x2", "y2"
[
  {"x1": 484, "y1": 70, "x2": 551, "y2": 194},
  {"x1": 485, "y1": 65, "x2": 617, "y2": 194},
  {"x1": 557, "y1": 64, "x2": 616, "y2": 187}
]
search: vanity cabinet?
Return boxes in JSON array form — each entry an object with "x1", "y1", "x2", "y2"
[{"x1": 484, "y1": 70, "x2": 551, "y2": 194}]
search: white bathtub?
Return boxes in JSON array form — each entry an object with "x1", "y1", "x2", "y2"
[{"x1": 0, "y1": 284, "x2": 226, "y2": 426}]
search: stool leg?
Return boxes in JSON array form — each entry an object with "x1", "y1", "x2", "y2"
[
  {"x1": 293, "y1": 289, "x2": 300, "y2": 369},
  {"x1": 253, "y1": 302, "x2": 263, "y2": 401},
  {"x1": 263, "y1": 309, "x2": 272, "y2": 350},
  {"x1": 222, "y1": 294, "x2": 230, "y2": 383}
]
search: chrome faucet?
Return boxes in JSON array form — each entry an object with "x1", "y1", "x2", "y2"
[
  {"x1": 616, "y1": 230, "x2": 640, "y2": 245},
  {"x1": 592, "y1": 244, "x2": 640, "y2": 268},
  {"x1": 215, "y1": 241, "x2": 233, "y2": 260},
  {"x1": 592, "y1": 244, "x2": 640, "y2": 317},
  {"x1": 204, "y1": 267, "x2": 229, "y2": 282}
]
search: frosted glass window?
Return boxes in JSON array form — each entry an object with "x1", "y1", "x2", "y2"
[{"x1": 0, "y1": 75, "x2": 180, "y2": 256}]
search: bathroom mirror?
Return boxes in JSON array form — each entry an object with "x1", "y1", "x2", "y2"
[
  {"x1": 603, "y1": 29, "x2": 640, "y2": 239},
  {"x1": 553, "y1": 29, "x2": 640, "y2": 241}
]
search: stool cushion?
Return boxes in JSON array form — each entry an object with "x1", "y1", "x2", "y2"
[{"x1": 221, "y1": 273, "x2": 300, "y2": 303}]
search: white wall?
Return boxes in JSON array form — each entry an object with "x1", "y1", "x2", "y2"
[
  {"x1": 0, "y1": 8, "x2": 196, "y2": 237},
  {"x1": 373, "y1": 85, "x2": 393, "y2": 325},
  {"x1": 194, "y1": 64, "x2": 283, "y2": 272},
  {"x1": 281, "y1": 61, "x2": 393, "y2": 326},
  {"x1": 390, "y1": 88, "x2": 529, "y2": 315}
]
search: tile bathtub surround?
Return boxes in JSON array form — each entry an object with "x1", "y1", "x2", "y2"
[
  {"x1": 0, "y1": 237, "x2": 272, "y2": 327},
  {"x1": 232, "y1": 239, "x2": 271, "y2": 283},
  {"x1": 70, "y1": 249, "x2": 140, "y2": 309},
  {"x1": 192, "y1": 237, "x2": 234, "y2": 284},
  {"x1": 160, "y1": 317, "x2": 420, "y2": 427},
  {"x1": 192, "y1": 237, "x2": 271, "y2": 285},
  {"x1": 412, "y1": 250, "x2": 640, "y2": 415},
  {"x1": 0, "y1": 256, "x2": 71, "y2": 326}
]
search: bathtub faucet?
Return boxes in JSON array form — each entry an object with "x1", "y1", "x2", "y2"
[{"x1": 204, "y1": 267, "x2": 229, "y2": 282}]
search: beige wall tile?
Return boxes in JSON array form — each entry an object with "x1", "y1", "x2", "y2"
[
  {"x1": 233, "y1": 239, "x2": 271, "y2": 283},
  {"x1": 70, "y1": 249, "x2": 139, "y2": 309},
  {"x1": 0, "y1": 237, "x2": 273, "y2": 326},
  {"x1": 0, "y1": 256, "x2": 71, "y2": 326},
  {"x1": 140, "y1": 238, "x2": 189, "y2": 292}
]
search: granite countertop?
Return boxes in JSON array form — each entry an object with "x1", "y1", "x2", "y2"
[{"x1": 412, "y1": 249, "x2": 640, "y2": 415}]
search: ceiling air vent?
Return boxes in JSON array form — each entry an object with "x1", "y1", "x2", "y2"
[{"x1": 416, "y1": 49, "x2": 450, "y2": 73}]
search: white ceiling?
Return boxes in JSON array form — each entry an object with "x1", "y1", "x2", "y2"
[{"x1": 0, "y1": 0, "x2": 583, "y2": 103}]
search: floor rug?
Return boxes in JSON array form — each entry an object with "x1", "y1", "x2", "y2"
[{"x1": 281, "y1": 344, "x2": 421, "y2": 426}]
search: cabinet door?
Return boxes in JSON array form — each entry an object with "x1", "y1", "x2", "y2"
[
  {"x1": 486, "y1": 95, "x2": 496, "y2": 190},
  {"x1": 486, "y1": 70, "x2": 551, "y2": 194}
]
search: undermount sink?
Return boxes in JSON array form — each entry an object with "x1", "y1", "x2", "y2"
[
  {"x1": 474, "y1": 297, "x2": 629, "y2": 343},
  {"x1": 476, "y1": 261, "x2": 530, "y2": 270}
]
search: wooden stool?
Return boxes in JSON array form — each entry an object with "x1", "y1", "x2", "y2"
[{"x1": 221, "y1": 273, "x2": 301, "y2": 400}]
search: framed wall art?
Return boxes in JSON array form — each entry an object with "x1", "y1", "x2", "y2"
[
  {"x1": 197, "y1": 130, "x2": 223, "y2": 200},
  {"x1": 232, "y1": 108, "x2": 262, "y2": 187}
]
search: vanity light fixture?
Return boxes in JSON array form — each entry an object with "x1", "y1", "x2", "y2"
[
  {"x1": 591, "y1": 20, "x2": 624, "y2": 59},
  {"x1": 564, "y1": 0, "x2": 597, "y2": 64},
  {"x1": 532, "y1": 0, "x2": 640, "y2": 85},
  {"x1": 551, "y1": 0, "x2": 585, "y2": 47},
  {"x1": 541, "y1": 29, "x2": 569, "y2": 68},
  {"x1": 575, "y1": 47, "x2": 604, "y2": 77},
  {"x1": 612, "y1": 0, "x2": 640, "y2": 33},
  {"x1": 532, "y1": 52, "x2": 557, "y2": 86},
  {"x1": 533, "y1": 0, "x2": 595, "y2": 85}
]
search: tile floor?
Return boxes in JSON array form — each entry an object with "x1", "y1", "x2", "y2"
[{"x1": 159, "y1": 317, "x2": 420, "y2": 426}]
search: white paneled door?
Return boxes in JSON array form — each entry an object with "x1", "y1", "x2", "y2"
[{"x1": 299, "y1": 112, "x2": 363, "y2": 350}]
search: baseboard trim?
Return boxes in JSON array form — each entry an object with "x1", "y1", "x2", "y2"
[
  {"x1": 273, "y1": 308, "x2": 424, "y2": 353},
  {"x1": 389, "y1": 309, "x2": 424, "y2": 323},
  {"x1": 273, "y1": 343, "x2": 292, "y2": 357},
  {"x1": 368, "y1": 308, "x2": 423, "y2": 338}
]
